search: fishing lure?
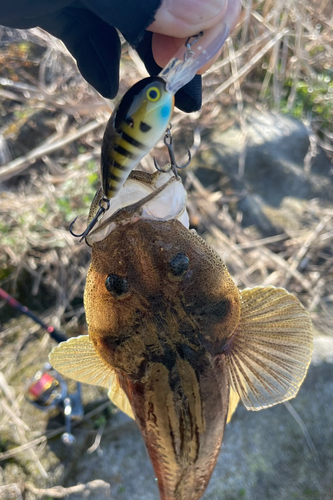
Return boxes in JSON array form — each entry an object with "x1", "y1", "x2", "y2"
[
  {"x1": 101, "y1": 25, "x2": 231, "y2": 202},
  {"x1": 69, "y1": 77, "x2": 177, "y2": 241},
  {"x1": 101, "y1": 77, "x2": 174, "y2": 199},
  {"x1": 99, "y1": 23, "x2": 231, "y2": 199},
  {"x1": 70, "y1": 23, "x2": 231, "y2": 241}
]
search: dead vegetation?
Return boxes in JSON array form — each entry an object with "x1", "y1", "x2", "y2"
[{"x1": 0, "y1": 0, "x2": 332, "y2": 496}]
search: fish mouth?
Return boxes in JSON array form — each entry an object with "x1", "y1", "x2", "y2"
[{"x1": 87, "y1": 170, "x2": 189, "y2": 244}]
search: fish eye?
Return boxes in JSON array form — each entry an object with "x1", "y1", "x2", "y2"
[
  {"x1": 105, "y1": 274, "x2": 129, "y2": 298},
  {"x1": 168, "y1": 253, "x2": 190, "y2": 278},
  {"x1": 147, "y1": 86, "x2": 161, "y2": 102}
]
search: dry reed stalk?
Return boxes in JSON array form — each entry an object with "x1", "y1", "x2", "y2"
[
  {"x1": 0, "y1": 400, "x2": 110, "y2": 462},
  {"x1": 0, "y1": 480, "x2": 111, "y2": 499}
]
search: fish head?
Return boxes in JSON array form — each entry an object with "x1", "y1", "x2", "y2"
[{"x1": 84, "y1": 218, "x2": 241, "y2": 377}]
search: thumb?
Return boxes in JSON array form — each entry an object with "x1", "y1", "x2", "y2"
[{"x1": 148, "y1": 0, "x2": 228, "y2": 37}]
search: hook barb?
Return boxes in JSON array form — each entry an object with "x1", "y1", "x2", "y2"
[
  {"x1": 154, "y1": 125, "x2": 192, "y2": 175},
  {"x1": 69, "y1": 197, "x2": 110, "y2": 242},
  {"x1": 69, "y1": 217, "x2": 83, "y2": 238}
]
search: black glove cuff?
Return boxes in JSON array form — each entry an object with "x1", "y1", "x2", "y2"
[
  {"x1": 42, "y1": 8, "x2": 121, "y2": 98},
  {"x1": 80, "y1": 0, "x2": 162, "y2": 46}
]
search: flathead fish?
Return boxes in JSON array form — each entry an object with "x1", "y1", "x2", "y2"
[{"x1": 50, "y1": 173, "x2": 312, "y2": 500}]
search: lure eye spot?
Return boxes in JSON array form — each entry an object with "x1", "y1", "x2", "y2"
[
  {"x1": 105, "y1": 274, "x2": 129, "y2": 298},
  {"x1": 147, "y1": 86, "x2": 161, "y2": 102},
  {"x1": 168, "y1": 253, "x2": 190, "y2": 278}
]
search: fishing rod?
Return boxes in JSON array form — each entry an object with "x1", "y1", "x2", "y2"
[
  {"x1": 0, "y1": 287, "x2": 83, "y2": 445},
  {"x1": 0, "y1": 287, "x2": 67, "y2": 343}
]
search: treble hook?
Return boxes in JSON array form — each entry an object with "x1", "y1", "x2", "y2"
[
  {"x1": 154, "y1": 125, "x2": 191, "y2": 177},
  {"x1": 69, "y1": 197, "x2": 110, "y2": 242}
]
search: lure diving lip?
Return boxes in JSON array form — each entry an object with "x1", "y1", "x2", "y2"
[{"x1": 159, "y1": 23, "x2": 230, "y2": 95}]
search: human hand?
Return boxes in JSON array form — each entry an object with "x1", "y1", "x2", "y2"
[
  {"x1": 149, "y1": 0, "x2": 241, "y2": 73},
  {"x1": 136, "y1": 0, "x2": 241, "y2": 111},
  {"x1": 1, "y1": 0, "x2": 241, "y2": 112}
]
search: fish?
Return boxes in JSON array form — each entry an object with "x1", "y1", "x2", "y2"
[
  {"x1": 101, "y1": 76, "x2": 174, "y2": 199},
  {"x1": 49, "y1": 172, "x2": 312, "y2": 500}
]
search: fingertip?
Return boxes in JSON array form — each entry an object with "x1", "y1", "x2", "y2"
[
  {"x1": 151, "y1": 0, "x2": 241, "y2": 72},
  {"x1": 151, "y1": 33, "x2": 185, "y2": 69}
]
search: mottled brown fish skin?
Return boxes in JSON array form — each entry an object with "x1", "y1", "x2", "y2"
[
  {"x1": 120, "y1": 357, "x2": 229, "y2": 500},
  {"x1": 84, "y1": 219, "x2": 241, "y2": 500}
]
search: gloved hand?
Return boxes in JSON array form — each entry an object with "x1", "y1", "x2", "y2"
[{"x1": 1, "y1": 0, "x2": 240, "y2": 112}]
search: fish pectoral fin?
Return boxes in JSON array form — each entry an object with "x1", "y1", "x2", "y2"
[
  {"x1": 224, "y1": 286, "x2": 313, "y2": 411},
  {"x1": 107, "y1": 382, "x2": 134, "y2": 420},
  {"x1": 49, "y1": 335, "x2": 112, "y2": 388},
  {"x1": 227, "y1": 387, "x2": 240, "y2": 423},
  {"x1": 49, "y1": 336, "x2": 134, "y2": 420}
]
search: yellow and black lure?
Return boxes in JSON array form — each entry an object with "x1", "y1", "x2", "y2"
[
  {"x1": 101, "y1": 76, "x2": 174, "y2": 199},
  {"x1": 70, "y1": 34, "x2": 212, "y2": 241},
  {"x1": 70, "y1": 76, "x2": 174, "y2": 241}
]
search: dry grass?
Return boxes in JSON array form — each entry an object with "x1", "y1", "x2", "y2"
[{"x1": 0, "y1": 0, "x2": 332, "y2": 492}]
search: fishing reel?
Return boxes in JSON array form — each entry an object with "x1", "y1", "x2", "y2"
[{"x1": 26, "y1": 362, "x2": 84, "y2": 446}]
